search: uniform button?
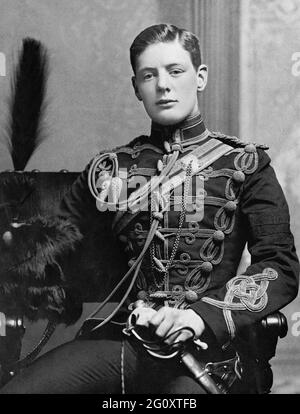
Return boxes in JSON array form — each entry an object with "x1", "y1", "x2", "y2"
[
  {"x1": 185, "y1": 290, "x2": 198, "y2": 303},
  {"x1": 201, "y1": 262, "x2": 213, "y2": 273},
  {"x1": 244, "y1": 144, "x2": 256, "y2": 153},
  {"x1": 224, "y1": 201, "x2": 237, "y2": 214},
  {"x1": 164, "y1": 141, "x2": 171, "y2": 153},
  {"x1": 213, "y1": 230, "x2": 225, "y2": 243},
  {"x1": 157, "y1": 159, "x2": 163, "y2": 172},
  {"x1": 180, "y1": 253, "x2": 191, "y2": 263},
  {"x1": 232, "y1": 171, "x2": 245, "y2": 184},
  {"x1": 128, "y1": 258, "x2": 136, "y2": 267},
  {"x1": 2, "y1": 231, "x2": 13, "y2": 247},
  {"x1": 119, "y1": 234, "x2": 127, "y2": 243},
  {"x1": 172, "y1": 285, "x2": 184, "y2": 294},
  {"x1": 137, "y1": 290, "x2": 148, "y2": 301}
]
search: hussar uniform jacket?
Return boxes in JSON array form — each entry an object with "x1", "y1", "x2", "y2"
[{"x1": 58, "y1": 113, "x2": 299, "y2": 354}]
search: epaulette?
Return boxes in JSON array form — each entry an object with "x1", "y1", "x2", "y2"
[
  {"x1": 210, "y1": 131, "x2": 269, "y2": 150},
  {"x1": 126, "y1": 135, "x2": 150, "y2": 149},
  {"x1": 95, "y1": 136, "x2": 149, "y2": 156}
]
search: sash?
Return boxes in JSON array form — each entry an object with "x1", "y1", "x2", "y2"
[{"x1": 112, "y1": 138, "x2": 233, "y2": 235}]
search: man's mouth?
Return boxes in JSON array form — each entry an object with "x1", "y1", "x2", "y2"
[{"x1": 156, "y1": 99, "x2": 178, "y2": 106}]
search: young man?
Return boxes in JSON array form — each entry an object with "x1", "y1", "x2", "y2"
[{"x1": 1, "y1": 23, "x2": 299, "y2": 394}]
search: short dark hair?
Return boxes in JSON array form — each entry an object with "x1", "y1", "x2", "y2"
[{"x1": 130, "y1": 23, "x2": 201, "y2": 74}]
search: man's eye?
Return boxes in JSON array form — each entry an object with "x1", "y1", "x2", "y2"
[
  {"x1": 170, "y1": 69, "x2": 183, "y2": 76},
  {"x1": 143, "y1": 73, "x2": 153, "y2": 80}
]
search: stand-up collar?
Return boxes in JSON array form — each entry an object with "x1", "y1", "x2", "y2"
[{"x1": 150, "y1": 112, "x2": 209, "y2": 147}]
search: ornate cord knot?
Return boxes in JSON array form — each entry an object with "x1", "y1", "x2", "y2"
[{"x1": 201, "y1": 268, "x2": 278, "y2": 340}]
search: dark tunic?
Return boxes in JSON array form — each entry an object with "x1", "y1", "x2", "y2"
[{"x1": 58, "y1": 113, "x2": 299, "y2": 355}]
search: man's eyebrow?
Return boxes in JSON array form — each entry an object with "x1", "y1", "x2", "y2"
[
  {"x1": 137, "y1": 66, "x2": 156, "y2": 73},
  {"x1": 137, "y1": 63, "x2": 185, "y2": 73},
  {"x1": 166, "y1": 63, "x2": 185, "y2": 68}
]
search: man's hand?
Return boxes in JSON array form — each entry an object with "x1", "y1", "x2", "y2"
[{"x1": 130, "y1": 306, "x2": 206, "y2": 345}]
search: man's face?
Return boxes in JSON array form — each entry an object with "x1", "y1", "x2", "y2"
[{"x1": 133, "y1": 40, "x2": 207, "y2": 126}]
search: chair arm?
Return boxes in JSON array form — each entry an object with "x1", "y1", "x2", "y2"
[{"x1": 260, "y1": 312, "x2": 288, "y2": 339}]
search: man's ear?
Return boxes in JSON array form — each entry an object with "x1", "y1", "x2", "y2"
[
  {"x1": 196, "y1": 64, "x2": 208, "y2": 92},
  {"x1": 132, "y1": 76, "x2": 142, "y2": 101}
]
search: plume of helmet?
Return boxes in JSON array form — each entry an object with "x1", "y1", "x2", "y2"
[{"x1": 6, "y1": 38, "x2": 48, "y2": 171}]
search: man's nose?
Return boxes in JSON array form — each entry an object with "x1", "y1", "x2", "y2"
[{"x1": 156, "y1": 73, "x2": 171, "y2": 92}]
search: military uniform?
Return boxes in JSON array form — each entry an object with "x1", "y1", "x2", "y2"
[
  {"x1": 1, "y1": 113, "x2": 298, "y2": 394},
  {"x1": 78, "y1": 113, "x2": 298, "y2": 338},
  {"x1": 59, "y1": 112, "x2": 299, "y2": 391}
]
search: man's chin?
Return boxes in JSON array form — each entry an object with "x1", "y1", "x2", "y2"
[{"x1": 151, "y1": 112, "x2": 187, "y2": 126}]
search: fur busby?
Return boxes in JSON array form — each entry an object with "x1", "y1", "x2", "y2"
[{"x1": 0, "y1": 215, "x2": 83, "y2": 325}]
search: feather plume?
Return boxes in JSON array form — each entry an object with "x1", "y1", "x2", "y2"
[{"x1": 7, "y1": 38, "x2": 48, "y2": 170}]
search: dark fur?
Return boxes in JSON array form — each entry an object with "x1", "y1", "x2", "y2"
[
  {"x1": 0, "y1": 216, "x2": 83, "y2": 324},
  {"x1": 0, "y1": 174, "x2": 36, "y2": 222}
]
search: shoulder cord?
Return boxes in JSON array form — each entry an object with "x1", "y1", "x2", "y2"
[
  {"x1": 85, "y1": 162, "x2": 195, "y2": 331},
  {"x1": 85, "y1": 214, "x2": 161, "y2": 331},
  {"x1": 119, "y1": 161, "x2": 193, "y2": 394},
  {"x1": 88, "y1": 149, "x2": 180, "y2": 211},
  {"x1": 85, "y1": 138, "x2": 183, "y2": 330}
]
